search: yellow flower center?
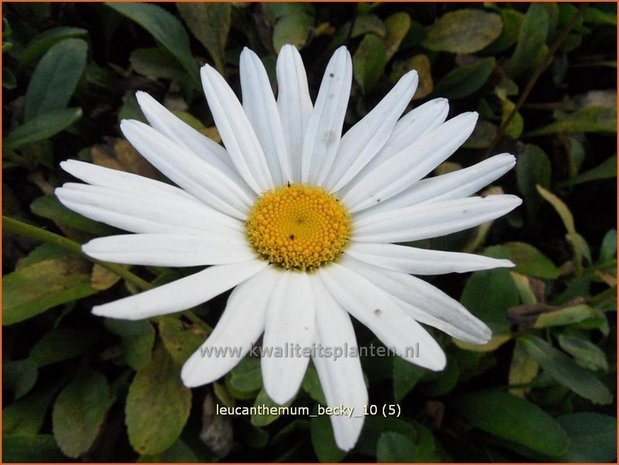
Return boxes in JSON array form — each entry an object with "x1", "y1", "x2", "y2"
[{"x1": 246, "y1": 184, "x2": 351, "y2": 271}]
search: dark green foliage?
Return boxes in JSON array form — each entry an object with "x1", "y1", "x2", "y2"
[{"x1": 2, "y1": 2, "x2": 616, "y2": 462}]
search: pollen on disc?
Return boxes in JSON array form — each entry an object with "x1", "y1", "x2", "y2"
[{"x1": 246, "y1": 184, "x2": 352, "y2": 270}]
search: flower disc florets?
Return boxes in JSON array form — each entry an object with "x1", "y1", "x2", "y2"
[{"x1": 246, "y1": 184, "x2": 351, "y2": 270}]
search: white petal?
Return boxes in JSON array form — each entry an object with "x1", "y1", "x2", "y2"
[
  {"x1": 121, "y1": 120, "x2": 254, "y2": 219},
  {"x1": 262, "y1": 271, "x2": 315, "y2": 405},
  {"x1": 92, "y1": 260, "x2": 267, "y2": 320},
  {"x1": 325, "y1": 70, "x2": 419, "y2": 192},
  {"x1": 339, "y1": 98, "x2": 449, "y2": 195},
  {"x1": 181, "y1": 266, "x2": 279, "y2": 387},
  {"x1": 135, "y1": 91, "x2": 236, "y2": 172},
  {"x1": 354, "y1": 195, "x2": 522, "y2": 243},
  {"x1": 240, "y1": 48, "x2": 290, "y2": 185},
  {"x1": 83, "y1": 234, "x2": 255, "y2": 267},
  {"x1": 56, "y1": 183, "x2": 242, "y2": 236},
  {"x1": 319, "y1": 263, "x2": 446, "y2": 371},
  {"x1": 342, "y1": 112, "x2": 478, "y2": 212},
  {"x1": 276, "y1": 45, "x2": 313, "y2": 183},
  {"x1": 375, "y1": 97, "x2": 450, "y2": 163},
  {"x1": 201, "y1": 64, "x2": 274, "y2": 193},
  {"x1": 312, "y1": 279, "x2": 367, "y2": 451},
  {"x1": 61, "y1": 159, "x2": 197, "y2": 202},
  {"x1": 355, "y1": 153, "x2": 516, "y2": 217},
  {"x1": 345, "y1": 242, "x2": 514, "y2": 275},
  {"x1": 301, "y1": 46, "x2": 352, "y2": 184},
  {"x1": 341, "y1": 255, "x2": 491, "y2": 343}
]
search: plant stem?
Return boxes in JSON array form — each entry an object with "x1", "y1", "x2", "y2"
[
  {"x1": 485, "y1": 3, "x2": 589, "y2": 156},
  {"x1": 3, "y1": 215, "x2": 153, "y2": 290}
]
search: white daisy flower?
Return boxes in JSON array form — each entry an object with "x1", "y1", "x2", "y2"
[{"x1": 56, "y1": 45, "x2": 521, "y2": 451}]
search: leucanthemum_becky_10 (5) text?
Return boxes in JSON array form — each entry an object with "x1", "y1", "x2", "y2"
[{"x1": 56, "y1": 44, "x2": 521, "y2": 451}]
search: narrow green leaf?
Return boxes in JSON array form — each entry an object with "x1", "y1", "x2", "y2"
[
  {"x1": 251, "y1": 389, "x2": 290, "y2": 427},
  {"x1": 503, "y1": 242, "x2": 559, "y2": 279},
  {"x1": 558, "y1": 333, "x2": 609, "y2": 371},
  {"x1": 4, "y1": 107, "x2": 82, "y2": 151},
  {"x1": 423, "y1": 9, "x2": 503, "y2": 54},
  {"x1": 520, "y1": 335, "x2": 613, "y2": 404},
  {"x1": 129, "y1": 47, "x2": 188, "y2": 81},
  {"x1": 24, "y1": 38, "x2": 87, "y2": 120},
  {"x1": 534, "y1": 304, "x2": 600, "y2": 329},
  {"x1": 516, "y1": 144, "x2": 551, "y2": 219},
  {"x1": 353, "y1": 34, "x2": 387, "y2": 94},
  {"x1": 126, "y1": 346, "x2": 192, "y2": 455},
  {"x1": 52, "y1": 371, "x2": 112, "y2": 458},
  {"x1": 272, "y1": 11, "x2": 314, "y2": 53},
  {"x1": 504, "y1": 4, "x2": 550, "y2": 78},
  {"x1": 599, "y1": 229, "x2": 617, "y2": 263},
  {"x1": 19, "y1": 26, "x2": 88, "y2": 66},
  {"x1": 176, "y1": 3, "x2": 231, "y2": 74},
  {"x1": 31, "y1": 194, "x2": 114, "y2": 236},
  {"x1": 106, "y1": 2, "x2": 198, "y2": 85},
  {"x1": 564, "y1": 155, "x2": 617, "y2": 187},
  {"x1": 451, "y1": 389, "x2": 569, "y2": 456},
  {"x1": 434, "y1": 57, "x2": 495, "y2": 99},
  {"x1": 377, "y1": 431, "x2": 417, "y2": 462},
  {"x1": 529, "y1": 106, "x2": 617, "y2": 136}
]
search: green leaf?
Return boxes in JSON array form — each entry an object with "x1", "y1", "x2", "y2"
[
  {"x1": 377, "y1": 431, "x2": 417, "y2": 462},
  {"x1": 353, "y1": 34, "x2": 387, "y2": 94},
  {"x1": 106, "y1": 2, "x2": 198, "y2": 86},
  {"x1": 105, "y1": 319, "x2": 155, "y2": 370},
  {"x1": 227, "y1": 357, "x2": 262, "y2": 397},
  {"x1": 3, "y1": 435, "x2": 66, "y2": 462},
  {"x1": 19, "y1": 26, "x2": 88, "y2": 66},
  {"x1": 129, "y1": 47, "x2": 188, "y2": 81},
  {"x1": 126, "y1": 346, "x2": 192, "y2": 455},
  {"x1": 2, "y1": 244, "x2": 96, "y2": 326},
  {"x1": 24, "y1": 38, "x2": 87, "y2": 121},
  {"x1": 599, "y1": 229, "x2": 617, "y2": 263},
  {"x1": 460, "y1": 246, "x2": 520, "y2": 333},
  {"x1": 534, "y1": 304, "x2": 600, "y2": 329},
  {"x1": 250, "y1": 389, "x2": 289, "y2": 427},
  {"x1": 30, "y1": 328, "x2": 99, "y2": 367},
  {"x1": 310, "y1": 414, "x2": 345, "y2": 462},
  {"x1": 139, "y1": 438, "x2": 200, "y2": 463},
  {"x1": 272, "y1": 10, "x2": 314, "y2": 53},
  {"x1": 158, "y1": 316, "x2": 209, "y2": 365},
  {"x1": 508, "y1": 341, "x2": 539, "y2": 397},
  {"x1": 503, "y1": 242, "x2": 559, "y2": 279},
  {"x1": 350, "y1": 15, "x2": 386, "y2": 38},
  {"x1": 391, "y1": 54, "x2": 433, "y2": 100},
  {"x1": 434, "y1": 57, "x2": 495, "y2": 99},
  {"x1": 536, "y1": 185, "x2": 584, "y2": 271},
  {"x1": 482, "y1": 9, "x2": 524, "y2": 54},
  {"x1": 556, "y1": 412, "x2": 617, "y2": 462},
  {"x1": 384, "y1": 12, "x2": 411, "y2": 59},
  {"x1": 3, "y1": 359, "x2": 38, "y2": 399},
  {"x1": 504, "y1": 4, "x2": 550, "y2": 78},
  {"x1": 31, "y1": 195, "x2": 114, "y2": 236},
  {"x1": 520, "y1": 335, "x2": 613, "y2": 404},
  {"x1": 583, "y1": 7, "x2": 617, "y2": 26},
  {"x1": 516, "y1": 144, "x2": 552, "y2": 219},
  {"x1": 392, "y1": 356, "x2": 425, "y2": 402},
  {"x1": 529, "y1": 106, "x2": 617, "y2": 135},
  {"x1": 462, "y1": 120, "x2": 498, "y2": 149},
  {"x1": 52, "y1": 370, "x2": 112, "y2": 458},
  {"x1": 301, "y1": 364, "x2": 326, "y2": 405},
  {"x1": 499, "y1": 96, "x2": 524, "y2": 139},
  {"x1": 423, "y1": 9, "x2": 502, "y2": 54},
  {"x1": 451, "y1": 389, "x2": 568, "y2": 457},
  {"x1": 4, "y1": 107, "x2": 82, "y2": 151},
  {"x1": 3, "y1": 385, "x2": 59, "y2": 436},
  {"x1": 564, "y1": 155, "x2": 617, "y2": 187},
  {"x1": 177, "y1": 3, "x2": 231, "y2": 74},
  {"x1": 558, "y1": 333, "x2": 609, "y2": 371}
]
